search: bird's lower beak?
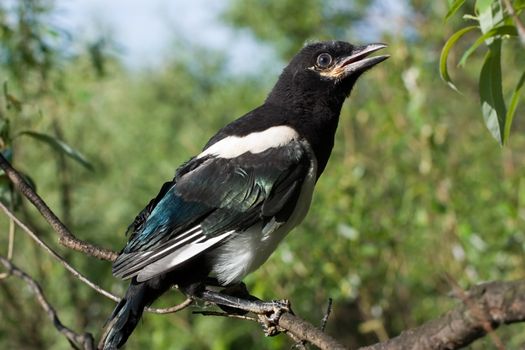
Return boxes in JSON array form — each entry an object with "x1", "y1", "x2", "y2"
[
  {"x1": 323, "y1": 43, "x2": 389, "y2": 79},
  {"x1": 340, "y1": 43, "x2": 389, "y2": 74}
]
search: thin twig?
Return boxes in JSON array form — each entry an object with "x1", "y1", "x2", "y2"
[
  {"x1": 0, "y1": 200, "x2": 192, "y2": 314},
  {"x1": 291, "y1": 297, "x2": 333, "y2": 350},
  {"x1": 0, "y1": 216, "x2": 15, "y2": 280},
  {"x1": 502, "y1": 0, "x2": 525, "y2": 46},
  {"x1": 0, "y1": 200, "x2": 120, "y2": 302},
  {"x1": 7, "y1": 215, "x2": 14, "y2": 258},
  {"x1": 320, "y1": 298, "x2": 333, "y2": 332},
  {"x1": 147, "y1": 298, "x2": 194, "y2": 314},
  {"x1": 0, "y1": 256, "x2": 96, "y2": 350},
  {"x1": 0, "y1": 153, "x2": 117, "y2": 261}
]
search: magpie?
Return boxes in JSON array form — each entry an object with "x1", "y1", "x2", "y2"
[{"x1": 101, "y1": 40, "x2": 388, "y2": 349}]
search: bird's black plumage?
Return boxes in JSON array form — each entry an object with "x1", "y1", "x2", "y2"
[{"x1": 101, "y1": 40, "x2": 388, "y2": 349}]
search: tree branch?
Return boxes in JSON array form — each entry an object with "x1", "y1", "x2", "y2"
[
  {"x1": 0, "y1": 153, "x2": 117, "y2": 261},
  {"x1": 0, "y1": 214, "x2": 15, "y2": 280},
  {"x1": 193, "y1": 303, "x2": 346, "y2": 350},
  {"x1": 0, "y1": 256, "x2": 96, "y2": 350},
  {"x1": 359, "y1": 280, "x2": 525, "y2": 350},
  {"x1": 278, "y1": 312, "x2": 346, "y2": 350}
]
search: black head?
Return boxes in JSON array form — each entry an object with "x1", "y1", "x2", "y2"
[{"x1": 266, "y1": 41, "x2": 389, "y2": 112}]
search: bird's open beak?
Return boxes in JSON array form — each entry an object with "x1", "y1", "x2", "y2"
[{"x1": 322, "y1": 43, "x2": 389, "y2": 79}]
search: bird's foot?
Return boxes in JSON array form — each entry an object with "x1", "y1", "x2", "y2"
[
  {"x1": 191, "y1": 288, "x2": 292, "y2": 333},
  {"x1": 256, "y1": 299, "x2": 291, "y2": 337}
]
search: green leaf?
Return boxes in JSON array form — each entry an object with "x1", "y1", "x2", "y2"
[
  {"x1": 503, "y1": 70, "x2": 525, "y2": 144},
  {"x1": 446, "y1": 0, "x2": 466, "y2": 21},
  {"x1": 439, "y1": 26, "x2": 478, "y2": 91},
  {"x1": 476, "y1": 0, "x2": 504, "y2": 41},
  {"x1": 475, "y1": 0, "x2": 492, "y2": 14},
  {"x1": 479, "y1": 41, "x2": 507, "y2": 145},
  {"x1": 17, "y1": 131, "x2": 94, "y2": 171},
  {"x1": 458, "y1": 25, "x2": 517, "y2": 66}
]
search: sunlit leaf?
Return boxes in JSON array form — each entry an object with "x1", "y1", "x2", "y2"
[
  {"x1": 503, "y1": 70, "x2": 525, "y2": 144},
  {"x1": 439, "y1": 26, "x2": 478, "y2": 91},
  {"x1": 479, "y1": 41, "x2": 507, "y2": 145},
  {"x1": 476, "y1": 0, "x2": 504, "y2": 41},
  {"x1": 458, "y1": 25, "x2": 517, "y2": 66},
  {"x1": 475, "y1": 0, "x2": 492, "y2": 14},
  {"x1": 17, "y1": 131, "x2": 94, "y2": 171},
  {"x1": 446, "y1": 0, "x2": 467, "y2": 21}
]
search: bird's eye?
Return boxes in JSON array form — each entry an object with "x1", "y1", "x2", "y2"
[{"x1": 316, "y1": 53, "x2": 333, "y2": 68}]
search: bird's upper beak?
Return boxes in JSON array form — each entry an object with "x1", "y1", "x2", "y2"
[{"x1": 322, "y1": 43, "x2": 389, "y2": 79}]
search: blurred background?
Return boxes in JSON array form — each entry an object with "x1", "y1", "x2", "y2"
[{"x1": 0, "y1": 0, "x2": 524, "y2": 349}]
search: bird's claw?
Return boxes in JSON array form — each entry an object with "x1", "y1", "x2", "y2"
[
  {"x1": 257, "y1": 299, "x2": 291, "y2": 337},
  {"x1": 268, "y1": 299, "x2": 291, "y2": 321},
  {"x1": 258, "y1": 314, "x2": 281, "y2": 336}
]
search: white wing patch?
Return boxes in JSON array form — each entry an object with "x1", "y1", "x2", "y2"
[
  {"x1": 141, "y1": 227, "x2": 204, "y2": 262},
  {"x1": 136, "y1": 230, "x2": 234, "y2": 282},
  {"x1": 113, "y1": 225, "x2": 235, "y2": 281},
  {"x1": 198, "y1": 125, "x2": 299, "y2": 159}
]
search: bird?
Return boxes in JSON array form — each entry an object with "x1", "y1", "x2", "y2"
[{"x1": 101, "y1": 40, "x2": 388, "y2": 349}]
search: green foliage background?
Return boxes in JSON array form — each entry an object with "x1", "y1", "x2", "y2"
[{"x1": 0, "y1": 0, "x2": 524, "y2": 349}]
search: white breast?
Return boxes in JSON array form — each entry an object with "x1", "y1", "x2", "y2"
[{"x1": 209, "y1": 147, "x2": 318, "y2": 285}]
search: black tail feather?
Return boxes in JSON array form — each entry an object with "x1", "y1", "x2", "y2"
[
  {"x1": 100, "y1": 282, "x2": 150, "y2": 350},
  {"x1": 100, "y1": 257, "x2": 210, "y2": 349}
]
